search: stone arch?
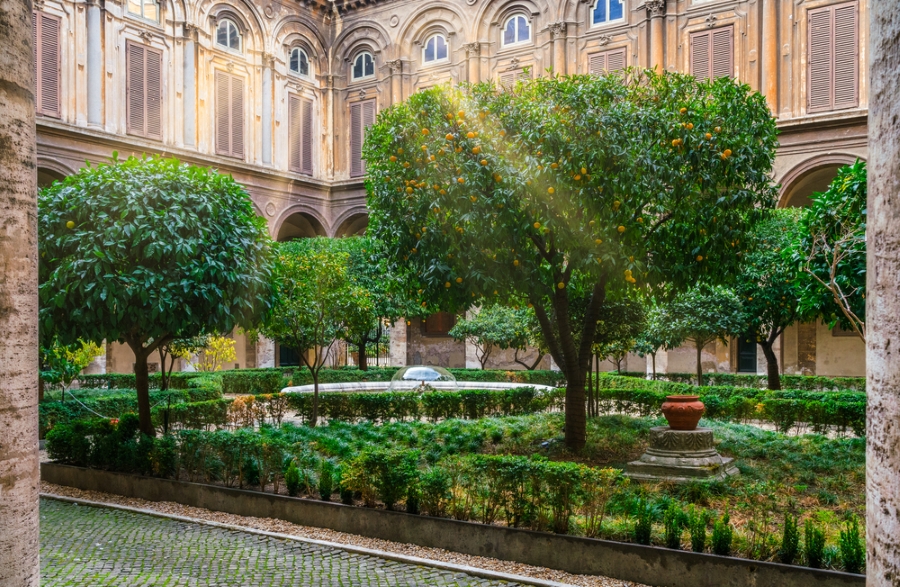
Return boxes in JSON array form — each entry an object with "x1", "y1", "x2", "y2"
[
  {"x1": 332, "y1": 211, "x2": 368, "y2": 237},
  {"x1": 199, "y1": 0, "x2": 267, "y2": 53},
  {"x1": 272, "y1": 15, "x2": 327, "y2": 60},
  {"x1": 778, "y1": 153, "x2": 863, "y2": 208},
  {"x1": 475, "y1": 0, "x2": 551, "y2": 40},
  {"x1": 36, "y1": 157, "x2": 76, "y2": 188},
  {"x1": 397, "y1": 4, "x2": 471, "y2": 57},
  {"x1": 274, "y1": 209, "x2": 328, "y2": 241},
  {"x1": 332, "y1": 22, "x2": 393, "y2": 71}
]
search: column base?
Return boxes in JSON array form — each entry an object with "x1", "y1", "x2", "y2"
[{"x1": 625, "y1": 427, "x2": 739, "y2": 484}]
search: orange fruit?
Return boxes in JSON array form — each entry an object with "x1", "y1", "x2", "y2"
[
  {"x1": 533, "y1": 222, "x2": 541, "y2": 229},
  {"x1": 403, "y1": 162, "x2": 411, "y2": 168},
  {"x1": 458, "y1": 111, "x2": 465, "y2": 118},
  {"x1": 581, "y1": 167, "x2": 587, "y2": 174},
  {"x1": 390, "y1": 156, "x2": 397, "y2": 162},
  {"x1": 397, "y1": 148, "x2": 404, "y2": 155},
  {"x1": 458, "y1": 177, "x2": 465, "y2": 184},
  {"x1": 480, "y1": 159, "x2": 488, "y2": 166},
  {"x1": 594, "y1": 239, "x2": 603, "y2": 245},
  {"x1": 557, "y1": 282, "x2": 565, "y2": 289},
  {"x1": 422, "y1": 128, "x2": 430, "y2": 135},
  {"x1": 672, "y1": 139, "x2": 683, "y2": 147},
  {"x1": 421, "y1": 145, "x2": 428, "y2": 151},
  {"x1": 548, "y1": 187, "x2": 555, "y2": 195},
  {"x1": 493, "y1": 174, "x2": 502, "y2": 182},
  {"x1": 467, "y1": 132, "x2": 476, "y2": 139},
  {"x1": 513, "y1": 260, "x2": 519, "y2": 266},
  {"x1": 406, "y1": 187, "x2": 414, "y2": 194},
  {"x1": 66, "y1": 221, "x2": 75, "y2": 229},
  {"x1": 696, "y1": 255, "x2": 704, "y2": 262},
  {"x1": 550, "y1": 163, "x2": 558, "y2": 169},
  {"x1": 456, "y1": 277, "x2": 463, "y2": 283},
  {"x1": 715, "y1": 126, "x2": 722, "y2": 133},
  {"x1": 706, "y1": 133, "x2": 713, "y2": 140},
  {"x1": 686, "y1": 123, "x2": 694, "y2": 130},
  {"x1": 617, "y1": 225, "x2": 625, "y2": 233},
  {"x1": 680, "y1": 107, "x2": 687, "y2": 114},
  {"x1": 446, "y1": 133, "x2": 455, "y2": 141},
  {"x1": 445, "y1": 282, "x2": 451, "y2": 288},
  {"x1": 470, "y1": 195, "x2": 477, "y2": 202}
]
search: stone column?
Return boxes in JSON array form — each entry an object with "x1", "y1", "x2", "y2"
[
  {"x1": 389, "y1": 320, "x2": 407, "y2": 367},
  {"x1": 86, "y1": 0, "x2": 103, "y2": 126},
  {"x1": 182, "y1": 24, "x2": 197, "y2": 147},
  {"x1": 761, "y1": 0, "x2": 779, "y2": 113},
  {"x1": 261, "y1": 54, "x2": 274, "y2": 165},
  {"x1": 0, "y1": 0, "x2": 39, "y2": 582},
  {"x1": 549, "y1": 23, "x2": 567, "y2": 76},
  {"x1": 463, "y1": 43, "x2": 480, "y2": 84},
  {"x1": 257, "y1": 337, "x2": 276, "y2": 368},
  {"x1": 324, "y1": 74, "x2": 335, "y2": 180},
  {"x1": 646, "y1": 0, "x2": 665, "y2": 73},
  {"x1": 867, "y1": 5, "x2": 900, "y2": 584},
  {"x1": 388, "y1": 60, "x2": 402, "y2": 106}
]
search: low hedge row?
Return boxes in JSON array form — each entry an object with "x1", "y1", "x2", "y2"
[
  {"x1": 596, "y1": 375, "x2": 866, "y2": 435},
  {"x1": 618, "y1": 371, "x2": 866, "y2": 392}
]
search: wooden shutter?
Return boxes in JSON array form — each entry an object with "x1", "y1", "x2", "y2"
[
  {"x1": 808, "y1": 2, "x2": 858, "y2": 112},
  {"x1": 126, "y1": 42, "x2": 162, "y2": 140},
  {"x1": 692, "y1": 27, "x2": 733, "y2": 80},
  {"x1": 301, "y1": 98, "x2": 314, "y2": 175},
  {"x1": 288, "y1": 94, "x2": 313, "y2": 175},
  {"x1": 33, "y1": 11, "x2": 61, "y2": 118},
  {"x1": 499, "y1": 71, "x2": 516, "y2": 89},
  {"x1": 350, "y1": 99, "x2": 374, "y2": 178},
  {"x1": 589, "y1": 47, "x2": 627, "y2": 75},
  {"x1": 215, "y1": 70, "x2": 244, "y2": 159},
  {"x1": 690, "y1": 31, "x2": 710, "y2": 80}
]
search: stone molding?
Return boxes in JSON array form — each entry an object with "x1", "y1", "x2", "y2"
[
  {"x1": 645, "y1": 0, "x2": 665, "y2": 18},
  {"x1": 549, "y1": 22, "x2": 567, "y2": 40}
]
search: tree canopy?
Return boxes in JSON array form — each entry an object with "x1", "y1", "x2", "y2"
[
  {"x1": 449, "y1": 304, "x2": 530, "y2": 369},
  {"x1": 39, "y1": 155, "x2": 274, "y2": 434},
  {"x1": 365, "y1": 70, "x2": 778, "y2": 449}
]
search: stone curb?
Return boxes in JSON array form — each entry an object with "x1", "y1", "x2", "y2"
[{"x1": 40, "y1": 493, "x2": 580, "y2": 587}]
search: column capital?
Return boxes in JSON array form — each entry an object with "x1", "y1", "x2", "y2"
[
  {"x1": 182, "y1": 22, "x2": 199, "y2": 41},
  {"x1": 262, "y1": 52, "x2": 275, "y2": 68},
  {"x1": 387, "y1": 58, "x2": 403, "y2": 74},
  {"x1": 549, "y1": 22, "x2": 567, "y2": 40},
  {"x1": 462, "y1": 42, "x2": 481, "y2": 57},
  {"x1": 645, "y1": 0, "x2": 665, "y2": 18}
]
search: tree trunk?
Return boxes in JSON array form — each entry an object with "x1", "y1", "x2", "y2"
[
  {"x1": 158, "y1": 347, "x2": 169, "y2": 391},
  {"x1": 311, "y1": 370, "x2": 320, "y2": 428},
  {"x1": 0, "y1": 0, "x2": 40, "y2": 580},
  {"x1": 759, "y1": 342, "x2": 781, "y2": 391},
  {"x1": 357, "y1": 340, "x2": 368, "y2": 371},
  {"x1": 127, "y1": 341, "x2": 156, "y2": 436},
  {"x1": 651, "y1": 353, "x2": 657, "y2": 380},
  {"x1": 695, "y1": 342, "x2": 704, "y2": 387},
  {"x1": 867, "y1": 6, "x2": 900, "y2": 583}
]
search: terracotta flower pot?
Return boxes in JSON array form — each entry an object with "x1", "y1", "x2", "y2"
[{"x1": 661, "y1": 395, "x2": 705, "y2": 431}]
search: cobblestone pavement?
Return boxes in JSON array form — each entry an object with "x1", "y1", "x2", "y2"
[{"x1": 40, "y1": 498, "x2": 527, "y2": 587}]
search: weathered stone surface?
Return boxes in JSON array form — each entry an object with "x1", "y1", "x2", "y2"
[{"x1": 625, "y1": 427, "x2": 739, "y2": 483}]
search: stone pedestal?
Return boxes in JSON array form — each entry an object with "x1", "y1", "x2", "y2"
[{"x1": 626, "y1": 427, "x2": 738, "y2": 483}]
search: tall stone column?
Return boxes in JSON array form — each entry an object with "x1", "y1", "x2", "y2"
[
  {"x1": 761, "y1": 0, "x2": 779, "y2": 113},
  {"x1": 867, "y1": 5, "x2": 900, "y2": 584},
  {"x1": 388, "y1": 60, "x2": 402, "y2": 106},
  {"x1": 261, "y1": 54, "x2": 274, "y2": 165},
  {"x1": 646, "y1": 0, "x2": 665, "y2": 73},
  {"x1": 0, "y1": 0, "x2": 40, "y2": 583},
  {"x1": 324, "y1": 74, "x2": 335, "y2": 180},
  {"x1": 550, "y1": 23, "x2": 567, "y2": 76},
  {"x1": 182, "y1": 24, "x2": 197, "y2": 147},
  {"x1": 463, "y1": 43, "x2": 480, "y2": 84},
  {"x1": 86, "y1": 0, "x2": 103, "y2": 126}
]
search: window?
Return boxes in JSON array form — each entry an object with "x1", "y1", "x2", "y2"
[
  {"x1": 215, "y1": 19, "x2": 241, "y2": 52},
  {"x1": 349, "y1": 99, "x2": 376, "y2": 177},
  {"x1": 289, "y1": 47, "x2": 310, "y2": 77},
  {"x1": 502, "y1": 15, "x2": 530, "y2": 47},
  {"x1": 127, "y1": 0, "x2": 158, "y2": 22},
  {"x1": 126, "y1": 42, "x2": 162, "y2": 140},
  {"x1": 423, "y1": 34, "x2": 448, "y2": 63},
  {"x1": 215, "y1": 70, "x2": 244, "y2": 159},
  {"x1": 352, "y1": 52, "x2": 375, "y2": 80},
  {"x1": 808, "y1": 2, "x2": 859, "y2": 113},
  {"x1": 690, "y1": 27, "x2": 734, "y2": 81},
  {"x1": 498, "y1": 68, "x2": 531, "y2": 90},
  {"x1": 592, "y1": 0, "x2": 624, "y2": 26},
  {"x1": 32, "y1": 11, "x2": 60, "y2": 118},
  {"x1": 288, "y1": 94, "x2": 314, "y2": 175},
  {"x1": 588, "y1": 47, "x2": 627, "y2": 74}
]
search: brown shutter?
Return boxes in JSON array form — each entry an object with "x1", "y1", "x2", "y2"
[
  {"x1": 359, "y1": 99, "x2": 375, "y2": 177},
  {"x1": 588, "y1": 52, "x2": 607, "y2": 75},
  {"x1": 711, "y1": 27, "x2": 734, "y2": 79},
  {"x1": 145, "y1": 47, "x2": 162, "y2": 140},
  {"x1": 288, "y1": 94, "x2": 302, "y2": 172},
  {"x1": 34, "y1": 12, "x2": 61, "y2": 118},
  {"x1": 127, "y1": 43, "x2": 145, "y2": 136},
  {"x1": 230, "y1": 75, "x2": 244, "y2": 159},
  {"x1": 589, "y1": 48, "x2": 627, "y2": 75},
  {"x1": 832, "y1": 3, "x2": 859, "y2": 109},
  {"x1": 499, "y1": 71, "x2": 516, "y2": 89},
  {"x1": 690, "y1": 31, "x2": 711, "y2": 80},
  {"x1": 349, "y1": 101, "x2": 363, "y2": 177},
  {"x1": 300, "y1": 98, "x2": 314, "y2": 175},
  {"x1": 215, "y1": 71, "x2": 230, "y2": 155},
  {"x1": 807, "y1": 6, "x2": 835, "y2": 112}
]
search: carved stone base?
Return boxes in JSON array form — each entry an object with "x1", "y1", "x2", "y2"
[{"x1": 625, "y1": 427, "x2": 739, "y2": 483}]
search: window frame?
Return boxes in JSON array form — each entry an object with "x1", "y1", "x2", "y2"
[
  {"x1": 422, "y1": 33, "x2": 449, "y2": 65},
  {"x1": 351, "y1": 51, "x2": 375, "y2": 81},
  {"x1": 288, "y1": 46, "x2": 312, "y2": 78},
  {"x1": 215, "y1": 18, "x2": 242, "y2": 54},
  {"x1": 591, "y1": 0, "x2": 625, "y2": 28},
  {"x1": 501, "y1": 14, "x2": 532, "y2": 48},
  {"x1": 126, "y1": 0, "x2": 160, "y2": 24}
]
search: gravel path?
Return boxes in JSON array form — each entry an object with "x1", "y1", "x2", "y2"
[{"x1": 42, "y1": 482, "x2": 648, "y2": 587}]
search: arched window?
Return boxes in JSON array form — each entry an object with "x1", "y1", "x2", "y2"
[
  {"x1": 289, "y1": 47, "x2": 311, "y2": 77},
  {"x1": 502, "y1": 15, "x2": 531, "y2": 47},
  {"x1": 127, "y1": 0, "x2": 159, "y2": 22},
  {"x1": 423, "y1": 34, "x2": 448, "y2": 64},
  {"x1": 592, "y1": 0, "x2": 624, "y2": 26},
  {"x1": 215, "y1": 19, "x2": 241, "y2": 52},
  {"x1": 352, "y1": 52, "x2": 375, "y2": 80}
]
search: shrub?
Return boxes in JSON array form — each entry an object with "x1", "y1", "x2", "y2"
[
  {"x1": 779, "y1": 514, "x2": 800, "y2": 565},
  {"x1": 406, "y1": 481, "x2": 420, "y2": 515},
  {"x1": 284, "y1": 461, "x2": 302, "y2": 497},
  {"x1": 419, "y1": 467, "x2": 451, "y2": 517},
  {"x1": 633, "y1": 499, "x2": 654, "y2": 545},
  {"x1": 839, "y1": 516, "x2": 864, "y2": 574},
  {"x1": 712, "y1": 512, "x2": 734, "y2": 556},
  {"x1": 318, "y1": 462, "x2": 334, "y2": 501},
  {"x1": 664, "y1": 502, "x2": 685, "y2": 550},
  {"x1": 804, "y1": 518, "x2": 826, "y2": 568},
  {"x1": 688, "y1": 507, "x2": 708, "y2": 553}
]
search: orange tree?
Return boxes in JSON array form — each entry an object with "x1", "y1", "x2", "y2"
[{"x1": 363, "y1": 71, "x2": 777, "y2": 450}]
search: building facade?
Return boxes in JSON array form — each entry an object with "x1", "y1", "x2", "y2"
[{"x1": 34, "y1": 0, "x2": 866, "y2": 377}]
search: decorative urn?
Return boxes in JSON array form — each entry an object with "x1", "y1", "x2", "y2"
[{"x1": 661, "y1": 395, "x2": 705, "y2": 431}]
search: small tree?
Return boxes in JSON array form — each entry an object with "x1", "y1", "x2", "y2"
[
  {"x1": 592, "y1": 299, "x2": 645, "y2": 374},
  {"x1": 634, "y1": 299, "x2": 684, "y2": 379},
  {"x1": 191, "y1": 335, "x2": 237, "y2": 372},
  {"x1": 735, "y1": 210, "x2": 803, "y2": 390},
  {"x1": 40, "y1": 339, "x2": 103, "y2": 400},
  {"x1": 668, "y1": 285, "x2": 745, "y2": 386},
  {"x1": 261, "y1": 238, "x2": 359, "y2": 427},
  {"x1": 157, "y1": 335, "x2": 209, "y2": 391},
  {"x1": 39, "y1": 155, "x2": 274, "y2": 435},
  {"x1": 788, "y1": 161, "x2": 867, "y2": 341},
  {"x1": 449, "y1": 304, "x2": 529, "y2": 369}
]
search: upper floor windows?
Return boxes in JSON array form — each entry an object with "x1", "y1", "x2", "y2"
[
  {"x1": 807, "y1": 1, "x2": 859, "y2": 113},
  {"x1": 127, "y1": 0, "x2": 159, "y2": 22},
  {"x1": 592, "y1": 0, "x2": 624, "y2": 26},
  {"x1": 216, "y1": 19, "x2": 241, "y2": 53},
  {"x1": 423, "y1": 34, "x2": 448, "y2": 64},
  {"x1": 690, "y1": 26, "x2": 734, "y2": 81},
  {"x1": 32, "y1": 11, "x2": 61, "y2": 118},
  {"x1": 502, "y1": 15, "x2": 531, "y2": 47},
  {"x1": 289, "y1": 47, "x2": 311, "y2": 77},
  {"x1": 352, "y1": 52, "x2": 375, "y2": 81}
]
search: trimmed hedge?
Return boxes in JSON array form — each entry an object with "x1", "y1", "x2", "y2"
[
  {"x1": 618, "y1": 371, "x2": 866, "y2": 392},
  {"x1": 595, "y1": 375, "x2": 866, "y2": 435}
]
